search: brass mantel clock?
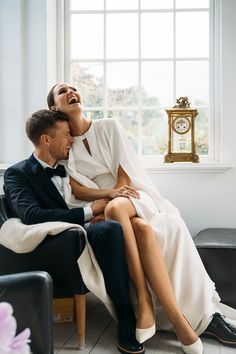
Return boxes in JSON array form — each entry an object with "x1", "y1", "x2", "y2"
[{"x1": 164, "y1": 97, "x2": 199, "y2": 163}]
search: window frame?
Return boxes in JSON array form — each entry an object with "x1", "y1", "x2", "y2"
[{"x1": 57, "y1": 0, "x2": 221, "y2": 166}]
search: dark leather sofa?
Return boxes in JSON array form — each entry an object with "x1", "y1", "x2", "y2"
[{"x1": 0, "y1": 194, "x2": 89, "y2": 353}]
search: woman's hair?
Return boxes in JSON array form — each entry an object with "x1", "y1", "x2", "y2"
[
  {"x1": 47, "y1": 84, "x2": 57, "y2": 110},
  {"x1": 26, "y1": 109, "x2": 69, "y2": 146}
]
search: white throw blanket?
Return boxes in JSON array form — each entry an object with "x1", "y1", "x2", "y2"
[{"x1": 0, "y1": 218, "x2": 83, "y2": 253}]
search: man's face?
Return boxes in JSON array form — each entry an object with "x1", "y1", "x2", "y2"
[
  {"x1": 47, "y1": 121, "x2": 74, "y2": 160},
  {"x1": 52, "y1": 83, "x2": 82, "y2": 115}
]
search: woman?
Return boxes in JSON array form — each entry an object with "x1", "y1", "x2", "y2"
[{"x1": 47, "y1": 83, "x2": 234, "y2": 354}]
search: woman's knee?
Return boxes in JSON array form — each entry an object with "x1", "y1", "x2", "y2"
[
  {"x1": 104, "y1": 198, "x2": 125, "y2": 219},
  {"x1": 131, "y1": 218, "x2": 153, "y2": 242},
  {"x1": 105, "y1": 198, "x2": 136, "y2": 221}
]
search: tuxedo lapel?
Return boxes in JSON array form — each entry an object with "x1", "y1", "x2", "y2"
[{"x1": 26, "y1": 154, "x2": 68, "y2": 209}]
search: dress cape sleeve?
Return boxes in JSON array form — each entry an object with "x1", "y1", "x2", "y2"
[{"x1": 95, "y1": 119, "x2": 179, "y2": 215}]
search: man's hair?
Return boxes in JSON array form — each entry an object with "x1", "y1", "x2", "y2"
[
  {"x1": 47, "y1": 84, "x2": 57, "y2": 110},
  {"x1": 26, "y1": 109, "x2": 69, "y2": 146}
]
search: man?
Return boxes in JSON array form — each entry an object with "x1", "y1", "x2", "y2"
[{"x1": 4, "y1": 109, "x2": 144, "y2": 354}]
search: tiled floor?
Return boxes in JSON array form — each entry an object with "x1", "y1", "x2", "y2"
[{"x1": 54, "y1": 294, "x2": 235, "y2": 354}]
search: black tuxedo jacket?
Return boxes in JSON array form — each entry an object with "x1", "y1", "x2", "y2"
[{"x1": 4, "y1": 154, "x2": 84, "y2": 225}]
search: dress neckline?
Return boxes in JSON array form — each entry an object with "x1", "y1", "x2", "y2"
[{"x1": 75, "y1": 120, "x2": 93, "y2": 142}]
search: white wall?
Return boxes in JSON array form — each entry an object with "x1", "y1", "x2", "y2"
[
  {"x1": 0, "y1": 0, "x2": 235, "y2": 236},
  {"x1": 0, "y1": 0, "x2": 52, "y2": 164}
]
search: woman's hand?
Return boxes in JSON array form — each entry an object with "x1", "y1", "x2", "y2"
[{"x1": 108, "y1": 185, "x2": 140, "y2": 199}]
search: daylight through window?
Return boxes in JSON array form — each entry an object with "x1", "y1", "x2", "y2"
[{"x1": 65, "y1": 0, "x2": 211, "y2": 159}]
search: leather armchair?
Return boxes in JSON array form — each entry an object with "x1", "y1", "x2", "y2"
[
  {"x1": 0, "y1": 271, "x2": 53, "y2": 354},
  {"x1": 194, "y1": 228, "x2": 236, "y2": 309},
  {"x1": 0, "y1": 194, "x2": 89, "y2": 351}
]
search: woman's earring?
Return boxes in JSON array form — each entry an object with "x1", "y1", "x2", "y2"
[{"x1": 51, "y1": 106, "x2": 57, "y2": 111}]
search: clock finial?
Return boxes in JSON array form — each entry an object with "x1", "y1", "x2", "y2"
[{"x1": 174, "y1": 96, "x2": 190, "y2": 108}]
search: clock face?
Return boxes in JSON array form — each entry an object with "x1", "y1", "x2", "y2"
[{"x1": 172, "y1": 116, "x2": 191, "y2": 134}]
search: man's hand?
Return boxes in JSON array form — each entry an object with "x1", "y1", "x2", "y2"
[
  {"x1": 91, "y1": 199, "x2": 109, "y2": 216},
  {"x1": 108, "y1": 185, "x2": 140, "y2": 200},
  {"x1": 91, "y1": 213, "x2": 105, "y2": 224}
]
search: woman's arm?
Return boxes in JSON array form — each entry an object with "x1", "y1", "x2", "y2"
[
  {"x1": 70, "y1": 177, "x2": 110, "y2": 201},
  {"x1": 70, "y1": 169, "x2": 139, "y2": 201},
  {"x1": 115, "y1": 165, "x2": 131, "y2": 188}
]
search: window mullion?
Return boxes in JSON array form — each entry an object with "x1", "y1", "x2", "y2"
[
  {"x1": 57, "y1": 0, "x2": 66, "y2": 82},
  {"x1": 138, "y1": 0, "x2": 142, "y2": 157},
  {"x1": 173, "y1": 0, "x2": 176, "y2": 106},
  {"x1": 210, "y1": 0, "x2": 219, "y2": 161},
  {"x1": 104, "y1": 0, "x2": 107, "y2": 118}
]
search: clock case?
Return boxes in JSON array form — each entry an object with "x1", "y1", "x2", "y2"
[{"x1": 164, "y1": 107, "x2": 199, "y2": 163}]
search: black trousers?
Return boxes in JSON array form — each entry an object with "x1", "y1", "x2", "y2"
[{"x1": 86, "y1": 220, "x2": 131, "y2": 305}]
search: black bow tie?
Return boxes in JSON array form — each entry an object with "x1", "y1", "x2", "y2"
[{"x1": 45, "y1": 165, "x2": 66, "y2": 178}]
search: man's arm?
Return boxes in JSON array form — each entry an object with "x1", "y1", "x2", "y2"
[{"x1": 4, "y1": 167, "x2": 85, "y2": 225}]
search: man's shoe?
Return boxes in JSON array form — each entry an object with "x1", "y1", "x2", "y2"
[
  {"x1": 117, "y1": 318, "x2": 145, "y2": 354},
  {"x1": 201, "y1": 312, "x2": 236, "y2": 347}
]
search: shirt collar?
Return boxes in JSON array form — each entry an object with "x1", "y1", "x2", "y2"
[{"x1": 33, "y1": 153, "x2": 58, "y2": 170}]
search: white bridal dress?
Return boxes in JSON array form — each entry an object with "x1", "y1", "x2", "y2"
[{"x1": 62, "y1": 118, "x2": 236, "y2": 334}]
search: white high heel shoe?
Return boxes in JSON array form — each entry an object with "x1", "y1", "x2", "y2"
[
  {"x1": 181, "y1": 338, "x2": 203, "y2": 354},
  {"x1": 135, "y1": 323, "x2": 156, "y2": 343}
]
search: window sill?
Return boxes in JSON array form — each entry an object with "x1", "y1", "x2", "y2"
[
  {"x1": 143, "y1": 161, "x2": 235, "y2": 174},
  {"x1": 0, "y1": 162, "x2": 235, "y2": 176}
]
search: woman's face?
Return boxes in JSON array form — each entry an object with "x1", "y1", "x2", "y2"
[{"x1": 52, "y1": 83, "x2": 82, "y2": 116}]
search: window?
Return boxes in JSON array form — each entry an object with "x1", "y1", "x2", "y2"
[{"x1": 62, "y1": 0, "x2": 214, "y2": 161}]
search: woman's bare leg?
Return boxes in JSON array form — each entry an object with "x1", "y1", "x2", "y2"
[
  {"x1": 105, "y1": 197, "x2": 155, "y2": 329},
  {"x1": 131, "y1": 216, "x2": 198, "y2": 345}
]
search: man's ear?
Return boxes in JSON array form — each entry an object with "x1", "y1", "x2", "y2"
[
  {"x1": 40, "y1": 134, "x2": 51, "y2": 146},
  {"x1": 51, "y1": 106, "x2": 57, "y2": 111}
]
